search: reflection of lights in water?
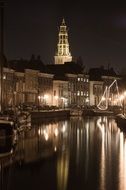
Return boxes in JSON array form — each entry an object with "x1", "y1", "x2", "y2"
[
  {"x1": 43, "y1": 130, "x2": 49, "y2": 141},
  {"x1": 54, "y1": 146, "x2": 57, "y2": 152},
  {"x1": 54, "y1": 128, "x2": 58, "y2": 137},
  {"x1": 119, "y1": 132, "x2": 126, "y2": 190},
  {"x1": 57, "y1": 151, "x2": 69, "y2": 190},
  {"x1": 97, "y1": 117, "x2": 126, "y2": 190},
  {"x1": 44, "y1": 133, "x2": 49, "y2": 141},
  {"x1": 97, "y1": 117, "x2": 106, "y2": 190},
  {"x1": 38, "y1": 128, "x2": 41, "y2": 136},
  {"x1": 62, "y1": 124, "x2": 66, "y2": 133},
  {"x1": 97, "y1": 117, "x2": 105, "y2": 131},
  {"x1": 85, "y1": 121, "x2": 89, "y2": 180},
  {"x1": 38, "y1": 123, "x2": 61, "y2": 141},
  {"x1": 76, "y1": 128, "x2": 80, "y2": 165},
  {"x1": 99, "y1": 122, "x2": 105, "y2": 190},
  {"x1": 43, "y1": 129, "x2": 46, "y2": 134}
]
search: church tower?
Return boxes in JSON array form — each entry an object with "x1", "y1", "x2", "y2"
[{"x1": 54, "y1": 19, "x2": 72, "y2": 64}]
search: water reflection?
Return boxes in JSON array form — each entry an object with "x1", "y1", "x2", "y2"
[
  {"x1": 119, "y1": 132, "x2": 126, "y2": 190},
  {"x1": 2, "y1": 116, "x2": 126, "y2": 190},
  {"x1": 0, "y1": 136, "x2": 16, "y2": 190},
  {"x1": 14, "y1": 120, "x2": 69, "y2": 166}
]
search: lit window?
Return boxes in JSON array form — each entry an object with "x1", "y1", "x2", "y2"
[
  {"x1": 77, "y1": 91, "x2": 80, "y2": 96},
  {"x1": 78, "y1": 78, "x2": 80, "y2": 81}
]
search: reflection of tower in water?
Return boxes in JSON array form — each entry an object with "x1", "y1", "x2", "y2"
[
  {"x1": 57, "y1": 147, "x2": 70, "y2": 190},
  {"x1": 56, "y1": 120, "x2": 70, "y2": 190}
]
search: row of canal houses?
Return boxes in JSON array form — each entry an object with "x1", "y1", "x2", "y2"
[{"x1": 2, "y1": 56, "x2": 121, "y2": 110}]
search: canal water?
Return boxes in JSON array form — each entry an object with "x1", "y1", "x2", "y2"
[{"x1": 1, "y1": 116, "x2": 126, "y2": 190}]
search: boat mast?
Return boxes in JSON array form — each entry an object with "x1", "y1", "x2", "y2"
[{"x1": 0, "y1": 1, "x2": 6, "y2": 112}]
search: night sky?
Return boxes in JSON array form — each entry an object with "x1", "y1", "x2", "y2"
[{"x1": 3, "y1": 1, "x2": 126, "y2": 72}]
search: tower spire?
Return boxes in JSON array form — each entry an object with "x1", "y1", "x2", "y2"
[
  {"x1": 62, "y1": 18, "x2": 65, "y2": 25},
  {"x1": 54, "y1": 18, "x2": 72, "y2": 64}
]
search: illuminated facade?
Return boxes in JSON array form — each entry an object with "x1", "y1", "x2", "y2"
[
  {"x1": 89, "y1": 80, "x2": 103, "y2": 106},
  {"x1": 66, "y1": 73, "x2": 89, "y2": 107},
  {"x1": 54, "y1": 19, "x2": 72, "y2": 64},
  {"x1": 3, "y1": 68, "x2": 15, "y2": 108},
  {"x1": 2, "y1": 67, "x2": 54, "y2": 107},
  {"x1": 53, "y1": 80, "x2": 68, "y2": 108},
  {"x1": 15, "y1": 71, "x2": 25, "y2": 106},
  {"x1": 38, "y1": 72, "x2": 54, "y2": 106}
]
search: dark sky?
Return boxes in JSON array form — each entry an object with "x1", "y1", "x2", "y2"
[{"x1": 3, "y1": 0, "x2": 126, "y2": 71}]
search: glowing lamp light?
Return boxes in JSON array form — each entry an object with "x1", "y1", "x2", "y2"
[
  {"x1": 85, "y1": 98, "x2": 89, "y2": 103},
  {"x1": 101, "y1": 97, "x2": 105, "y2": 101},
  {"x1": 3, "y1": 75, "x2": 6, "y2": 80},
  {"x1": 38, "y1": 95, "x2": 41, "y2": 100},
  {"x1": 124, "y1": 91, "x2": 126, "y2": 96},
  {"x1": 113, "y1": 100, "x2": 117, "y2": 105},
  {"x1": 120, "y1": 95, "x2": 124, "y2": 101},
  {"x1": 55, "y1": 95, "x2": 59, "y2": 100},
  {"x1": 44, "y1": 94, "x2": 49, "y2": 100}
]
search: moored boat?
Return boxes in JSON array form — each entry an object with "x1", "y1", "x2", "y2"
[
  {"x1": 83, "y1": 108, "x2": 113, "y2": 116},
  {"x1": 0, "y1": 110, "x2": 31, "y2": 133},
  {"x1": 0, "y1": 120, "x2": 15, "y2": 137},
  {"x1": 70, "y1": 108, "x2": 83, "y2": 116},
  {"x1": 115, "y1": 114, "x2": 126, "y2": 131}
]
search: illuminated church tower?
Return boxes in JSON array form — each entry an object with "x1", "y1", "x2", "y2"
[{"x1": 54, "y1": 19, "x2": 72, "y2": 64}]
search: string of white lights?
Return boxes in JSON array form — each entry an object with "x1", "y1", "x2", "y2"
[{"x1": 97, "y1": 80, "x2": 121, "y2": 110}]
